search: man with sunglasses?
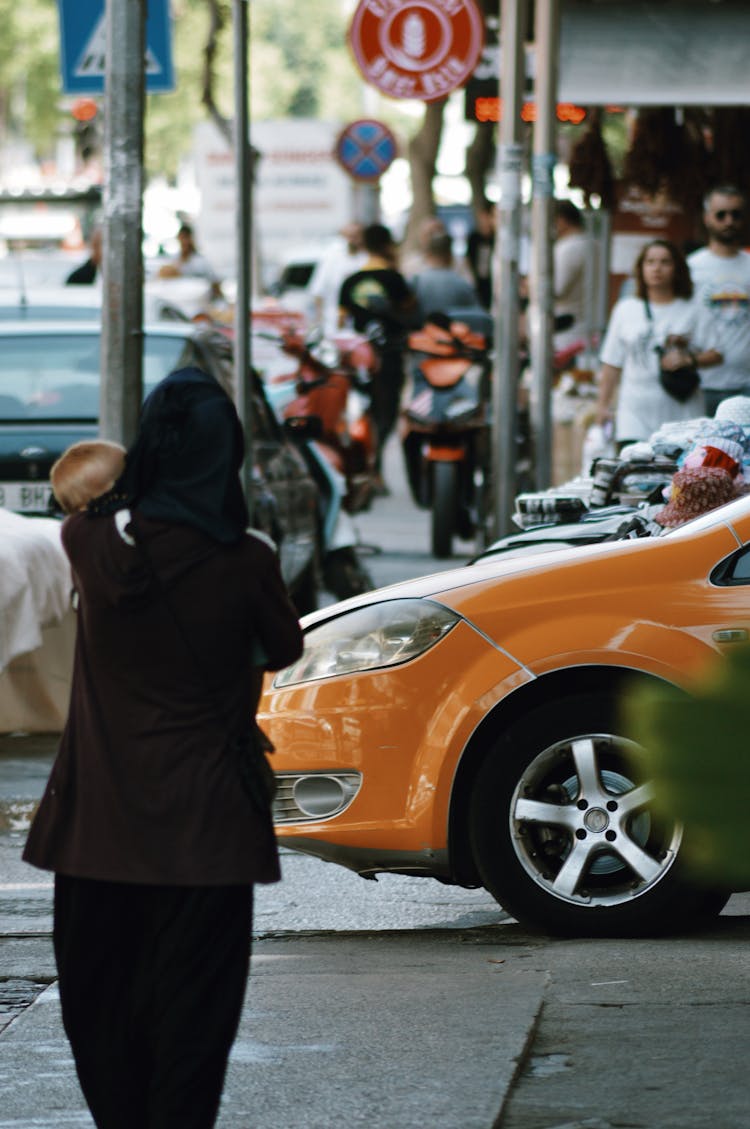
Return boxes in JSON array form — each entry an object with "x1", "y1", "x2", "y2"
[{"x1": 688, "y1": 185, "x2": 750, "y2": 415}]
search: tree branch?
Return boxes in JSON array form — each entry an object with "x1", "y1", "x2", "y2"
[{"x1": 201, "y1": 0, "x2": 232, "y2": 147}]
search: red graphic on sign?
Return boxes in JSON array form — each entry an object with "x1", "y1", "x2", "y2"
[{"x1": 349, "y1": 0, "x2": 485, "y2": 103}]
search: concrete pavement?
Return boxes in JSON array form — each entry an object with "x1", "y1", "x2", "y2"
[
  {"x1": 0, "y1": 929, "x2": 547, "y2": 1129},
  {"x1": 2, "y1": 905, "x2": 749, "y2": 1129}
]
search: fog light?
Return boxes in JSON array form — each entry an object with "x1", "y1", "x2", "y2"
[
  {"x1": 294, "y1": 775, "x2": 352, "y2": 818},
  {"x1": 273, "y1": 772, "x2": 361, "y2": 824}
]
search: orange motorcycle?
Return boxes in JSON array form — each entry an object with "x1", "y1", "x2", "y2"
[{"x1": 401, "y1": 313, "x2": 493, "y2": 559}]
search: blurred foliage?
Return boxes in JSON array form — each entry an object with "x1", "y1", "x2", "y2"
[
  {"x1": 0, "y1": 1, "x2": 62, "y2": 155},
  {"x1": 0, "y1": 0, "x2": 365, "y2": 182},
  {"x1": 145, "y1": 0, "x2": 233, "y2": 180},
  {"x1": 629, "y1": 648, "x2": 750, "y2": 888}
]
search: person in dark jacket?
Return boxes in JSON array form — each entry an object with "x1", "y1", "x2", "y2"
[
  {"x1": 65, "y1": 227, "x2": 102, "y2": 285},
  {"x1": 338, "y1": 223, "x2": 418, "y2": 492},
  {"x1": 23, "y1": 366, "x2": 303, "y2": 1129}
]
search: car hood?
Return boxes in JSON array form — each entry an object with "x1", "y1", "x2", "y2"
[{"x1": 299, "y1": 536, "x2": 643, "y2": 629}]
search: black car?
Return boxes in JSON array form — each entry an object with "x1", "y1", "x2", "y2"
[{"x1": 0, "y1": 320, "x2": 321, "y2": 612}]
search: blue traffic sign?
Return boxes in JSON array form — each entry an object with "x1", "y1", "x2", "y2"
[
  {"x1": 335, "y1": 120, "x2": 397, "y2": 183},
  {"x1": 58, "y1": 0, "x2": 175, "y2": 94}
]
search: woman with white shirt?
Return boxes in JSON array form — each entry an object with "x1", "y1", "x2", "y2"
[{"x1": 596, "y1": 239, "x2": 722, "y2": 451}]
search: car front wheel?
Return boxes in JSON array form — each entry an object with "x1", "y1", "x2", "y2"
[{"x1": 469, "y1": 693, "x2": 727, "y2": 937}]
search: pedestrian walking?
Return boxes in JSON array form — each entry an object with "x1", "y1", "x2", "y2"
[
  {"x1": 688, "y1": 185, "x2": 750, "y2": 416},
  {"x1": 65, "y1": 227, "x2": 102, "y2": 285},
  {"x1": 465, "y1": 205, "x2": 496, "y2": 310},
  {"x1": 410, "y1": 231, "x2": 480, "y2": 320},
  {"x1": 159, "y1": 221, "x2": 223, "y2": 300},
  {"x1": 23, "y1": 366, "x2": 303, "y2": 1129},
  {"x1": 338, "y1": 222, "x2": 418, "y2": 493},
  {"x1": 552, "y1": 199, "x2": 588, "y2": 349},
  {"x1": 308, "y1": 221, "x2": 367, "y2": 335},
  {"x1": 595, "y1": 239, "x2": 722, "y2": 451}
]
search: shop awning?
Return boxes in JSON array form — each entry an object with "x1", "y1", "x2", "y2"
[{"x1": 559, "y1": 0, "x2": 750, "y2": 106}]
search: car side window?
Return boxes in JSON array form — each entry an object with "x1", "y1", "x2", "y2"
[{"x1": 712, "y1": 545, "x2": 750, "y2": 585}]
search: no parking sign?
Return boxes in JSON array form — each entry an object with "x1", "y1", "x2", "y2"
[{"x1": 335, "y1": 120, "x2": 398, "y2": 183}]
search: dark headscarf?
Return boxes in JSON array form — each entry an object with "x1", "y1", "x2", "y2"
[{"x1": 105, "y1": 366, "x2": 250, "y2": 544}]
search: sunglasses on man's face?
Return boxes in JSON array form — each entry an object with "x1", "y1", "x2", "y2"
[{"x1": 712, "y1": 209, "x2": 744, "y2": 221}]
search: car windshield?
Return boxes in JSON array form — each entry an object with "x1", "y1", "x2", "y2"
[{"x1": 0, "y1": 332, "x2": 196, "y2": 421}]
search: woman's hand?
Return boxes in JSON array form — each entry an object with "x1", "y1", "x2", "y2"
[{"x1": 659, "y1": 344, "x2": 693, "y2": 371}]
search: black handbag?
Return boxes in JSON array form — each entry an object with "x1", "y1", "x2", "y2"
[
  {"x1": 645, "y1": 300, "x2": 701, "y2": 403},
  {"x1": 658, "y1": 363, "x2": 701, "y2": 403}
]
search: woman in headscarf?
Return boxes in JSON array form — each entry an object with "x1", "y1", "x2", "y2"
[{"x1": 24, "y1": 367, "x2": 303, "y2": 1129}]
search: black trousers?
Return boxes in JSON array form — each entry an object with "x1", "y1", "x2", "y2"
[
  {"x1": 371, "y1": 349, "x2": 405, "y2": 472},
  {"x1": 54, "y1": 875, "x2": 254, "y2": 1129}
]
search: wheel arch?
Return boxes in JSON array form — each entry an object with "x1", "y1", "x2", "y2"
[{"x1": 446, "y1": 663, "x2": 681, "y2": 887}]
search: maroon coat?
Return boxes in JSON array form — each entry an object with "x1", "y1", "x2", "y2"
[{"x1": 23, "y1": 511, "x2": 303, "y2": 886}]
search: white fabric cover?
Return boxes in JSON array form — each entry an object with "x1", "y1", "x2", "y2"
[
  {"x1": 0, "y1": 509, "x2": 74, "y2": 732},
  {"x1": 0, "y1": 508, "x2": 72, "y2": 672}
]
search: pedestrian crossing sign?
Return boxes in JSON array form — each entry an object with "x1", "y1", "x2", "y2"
[{"x1": 58, "y1": 0, "x2": 175, "y2": 94}]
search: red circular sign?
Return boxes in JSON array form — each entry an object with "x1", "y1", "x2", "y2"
[{"x1": 349, "y1": 0, "x2": 485, "y2": 103}]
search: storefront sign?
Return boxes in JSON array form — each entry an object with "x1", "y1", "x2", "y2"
[{"x1": 348, "y1": 0, "x2": 485, "y2": 103}]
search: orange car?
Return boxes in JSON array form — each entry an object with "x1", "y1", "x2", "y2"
[{"x1": 260, "y1": 494, "x2": 750, "y2": 936}]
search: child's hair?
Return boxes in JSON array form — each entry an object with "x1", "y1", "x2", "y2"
[{"x1": 51, "y1": 440, "x2": 126, "y2": 514}]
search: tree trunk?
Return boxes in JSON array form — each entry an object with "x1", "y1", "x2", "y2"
[
  {"x1": 403, "y1": 98, "x2": 447, "y2": 251},
  {"x1": 202, "y1": 0, "x2": 232, "y2": 147},
  {"x1": 465, "y1": 121, "x2": 496, "y2": 217}
]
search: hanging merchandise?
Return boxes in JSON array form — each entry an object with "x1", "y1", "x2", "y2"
[
  {"x1": 567, "y1": 109, "x2": 616, "y2": 209},
  {"x1": 706, "y1": 109, "x2": 750, "y2": 201},
  {"x1": 622, "y1": 108, "x2": 708, "y2": 213}
]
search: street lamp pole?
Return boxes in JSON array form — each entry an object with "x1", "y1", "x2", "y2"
[
  {"x1": 233, "y1": 0, "x2": 253, "y2": 500},
  {"x1": 100, "y1": 0, "x2": 145, "y2": 445},
  {"x1": 529, "y1": 0, "x2": 559, "y2": 490},
  {"x1": 492, "y1": 0, "x2": 527, "y2": 539}
]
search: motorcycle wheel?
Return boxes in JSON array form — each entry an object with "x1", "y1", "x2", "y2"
[
  {"x1": 322, "y1": 547, "x2": 375, "y2": 601},
  {"x1": 431, "y1": 460, "x2": 459, "y2": 559}
]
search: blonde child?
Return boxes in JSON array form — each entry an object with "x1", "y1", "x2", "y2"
[{"x1": 50, "y1": 440, "x2": 126, "y2": 515}]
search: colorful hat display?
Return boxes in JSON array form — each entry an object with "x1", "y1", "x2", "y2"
[
  {"x1": 681, "y1": 438, "x2": 744, "y2": 478},
  {"x1": 654, "y1": 466, "x2": 741, "y2": 528}
]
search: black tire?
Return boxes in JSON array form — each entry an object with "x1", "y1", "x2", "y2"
[
  {"x1": 322, "y1": 547, "x2": 374, "y2": 601},
  {"x1": 469, "y1": 693, "x2": 723, "y2": 937},
  {"x1": 402, "y1": 434, "x2": 427, "y2": 508},
  {"x1": 431, "y1": 460, "x2": 458, "y2": 559}
]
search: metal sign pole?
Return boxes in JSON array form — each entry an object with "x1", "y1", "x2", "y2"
[
  {"x1": 492, "y1": 0, "x2": 527, "y2": 539},
  {"x1": 100, "y1": 0, "x2": 145, "y2": 445},
  {"x1": 233, "y1": 0, "x2": 253, "y2": 501},
  {"x1": 529, "y1": 0, "x2": 559, "y2": 490}
]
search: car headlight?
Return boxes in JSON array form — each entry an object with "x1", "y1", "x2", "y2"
[{"x1": 273, "y1": 599, "x2": 459, "y2": 687}]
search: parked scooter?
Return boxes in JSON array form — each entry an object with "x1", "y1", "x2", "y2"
[
  {"x1": 401, "y1": 311, "x2": 494, "y2": 559},
  {"x1": 258, "y1": 326, "x2": 378, "y2": 600},
  {"x1": 268, "y1": 326, "x2": 379, "y2": 513}
]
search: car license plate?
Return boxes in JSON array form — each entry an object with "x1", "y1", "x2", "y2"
[{"x1": 0, "y1": 481, "x2": 53, "y2": 513}]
